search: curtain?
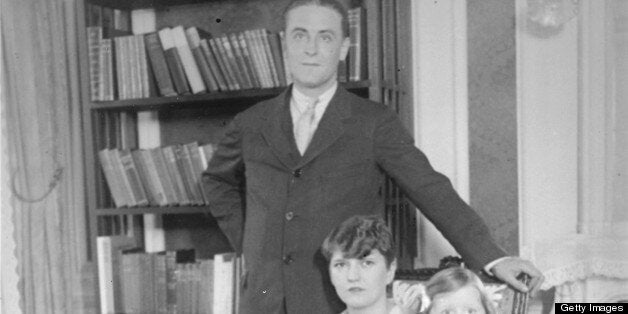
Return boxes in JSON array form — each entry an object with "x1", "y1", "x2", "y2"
[{"x1": 1, "y1": 0, "x2": 90, "y2": 312}]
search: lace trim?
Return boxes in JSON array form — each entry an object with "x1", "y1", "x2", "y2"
[{"x1": 541, "y1": 258, "x2": 628, "y2": 289}]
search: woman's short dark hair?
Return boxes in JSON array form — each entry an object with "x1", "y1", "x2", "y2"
[
  {"x1": 321, "y1": 215, "x2": 396, "y2": 267},
  {"x1": 282, "y1": 0, "x2": 350, "y2": 38}
]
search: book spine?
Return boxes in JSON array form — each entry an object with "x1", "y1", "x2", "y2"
[
  {"x1": 199, "y1": 39, "x2": 228, "y2": 91},
  {"x1": 98, "y1": 149, "x2": 125, "y2": 207},
  {"x1": 173, "y1": 144, "x2": 203, "y2": 205},
  {"x1": 258, "y1": 29, "x2": 280, "y2": 87},
  {"x1": 240, "y1": 32, "x2": 268, "y2": 88},
  {"x1": 209, "y1": 37, "x2": 238, "y2": 90},
  {"x1": 171, "y1": 26, "x2": 206, "y2": 94},
  {"x1": 229, "y1": 33, "x2": 256, "y2": 89},
  {"x1": 119, "y1": 149, "x2": 149, "y2": 206},
  {"x1": 159, "y1": 27, "x2": 191, "y2": 95},
  {"x1": 248, "y1": 29, "x2": 273, "y2": 88},
  {"x1": 267, "y1": 32, "x2": 287, "y2": 86},
  {"x1": 144, "y1": 33, "x2": 177, "y2": 97},
  {"x1": 150, "y1": 147, "x2": 179, "y2": 205},
  {"x1": 219, "y1": 35, "x2": 245, "y2": 90},
  {"x1": 186, "y1": 27, "x2": 220, "y2": 93},
  {"x1": 87, "y1": 26, "x2": 101, "y2": 101},
  {"x1": 162, "y1": 146, "x2": 191, "y2": 205},
  {"x1": 109, "y1": 149, "x2": 135, "y2": 206},
  {"x1": 165, "y1": 251, "x2": 178, "y2": 314}
]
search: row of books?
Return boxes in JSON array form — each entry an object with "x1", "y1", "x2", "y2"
[
  {"x1": 87, "y1": 23, "x2": 292, "y2": 101},
  {"x1": 86, "y1": 8, "x2": 367, "y2": 101},
  {"x1": 98, "y1": 143, "x2": 215, "y2": 208},
  {"x1": 97, "y1": 236, "x2": 241, "y2": 314}
]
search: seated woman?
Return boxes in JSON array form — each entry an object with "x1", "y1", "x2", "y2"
[
  {"x1": 423, "y1": 267, "x2": 498, "y2": 314},
  {"x1": 321, "y1": 215, "x2": 422, "y2": 314}
]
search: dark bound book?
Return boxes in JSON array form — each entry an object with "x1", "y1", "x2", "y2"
[{"x1": 144, "y1": 32, "x2": 177, "y2": 97}]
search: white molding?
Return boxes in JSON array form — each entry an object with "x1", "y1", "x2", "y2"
[
  {"x1": 516, "y1": 0, "x2": 580, "y2": 251},
  {"x1": 577, "y1": 1, "x2": 612, "y2": 236},
  {"x1": 411, "y1": 0, "x2": 468, "y2": 267}
]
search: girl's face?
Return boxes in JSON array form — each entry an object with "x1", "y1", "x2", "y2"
[
  {"x1": 428, "y1": 285, "x2": 486, "y2": 314},
  {"x1": 329, "y1": 249, "x2": 396, "y2": 311}
]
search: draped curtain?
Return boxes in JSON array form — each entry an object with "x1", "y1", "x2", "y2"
[{"x1": 1, "y1": 0, "x2": 90, "y2": 312}]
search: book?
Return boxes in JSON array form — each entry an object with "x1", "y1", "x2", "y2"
[
  {"x1": 229, "y1": 33, "x2": 257, "y2": 89},
  {"x1": 119, "y1": 149, "x2": 149, "y2": 207},
  {"x1": 158, "y1": 27, "x2": 191, "y2": 95},
  {"x1": 183, "y1": 142, "x2": 207, "y2": 204},
  {"x1": 267, "y1": 31, "x2": 287, "y2": 86},
  {"x1": 258, "y1": 29, "x2": 280, "y2": 87},
  {"x1": 153, "y1": 253, "x2": 168, "y2": 314},
  {"x1": 240, "y1": 32, "x2": 269, "y2": 88},
  {"x1": 348, "y1": 7, "x2": 367, "y2": 81},
  {"x1": 121, "y1": 250, "x2": 143, "y2": 313},
  {"x1": 213, "y1": 252, "x2": 236, "y2": 314},
  {"x1": 199, "y1": 38, "x2": 229, "y2": 91},
  {"x1": 96, "y1": 236, "x2": 136, "y2": 314},
  {"x1": 246, "y1": 29, "x2": 273, "y2": 88},
  {"x1": 161, "y1": 146, "x2": 191, "y2": 205},
  {"x1": 98, "y1": 149, "x2": 127, "y2": 207},
  {"x1": 279, "y1": 31, "x2": 293, "y2": 85},
  {"x1": 150, "y1": 147, "x2": 179, "y2": 205},
  {"x1": 236, "y1": 32, "x2": 261, "y2": 88},
  {"x1": 87, "y1": 27, "x2": 102, "y2": 101},
  {"x1": 198, "y1": 259, "x2": 214, "y2": 314},
  {"x1": 173, "y1": 144, "x2": 203, "y2": 205},
  {"x1": 209, "y1": 37, "x2": 239, "y2": 90},
  {"x1": 109, "y1": 149, "x2": 136, "y2": 206},
  {"x1": 220, "y1": 35, "x2": 248, "y2": 89},
  {"x1": 144, "y1": 32, "x2": 177, "y2": 97},
  {"x1": 100, "y1": 38, "x2": 115, "y2": 100},
  {"x1": 185, "y1": 27, "x2": 220, "y2": 93},
  {"x1": 171, "y1": 25, "x2": 206, "y2": 94}
]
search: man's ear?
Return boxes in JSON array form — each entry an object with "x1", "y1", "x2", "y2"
[
  {"x1": 386, "y1": 258, "x2": 398, "y2": 285},
  {"x1": 339, "y1": 36, "x2": 350, "y2": 61}
]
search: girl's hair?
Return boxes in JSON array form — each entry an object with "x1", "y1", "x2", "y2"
[
  {"x1": 425, "y1": 267, "x2": 497, "y2": 314},
  {"x1": 321, "y1": 215, "x2": 396, "y2": 267},
  {"x1": 282, "y1": 0, "x2": 350, "y2": 38}
]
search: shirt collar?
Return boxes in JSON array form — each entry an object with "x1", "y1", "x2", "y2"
[{"x1": 291, "y1": 82, "x2": 338, "y2": 113}]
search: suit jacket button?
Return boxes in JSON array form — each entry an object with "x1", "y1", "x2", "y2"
[
  {"x1": 285, "y1": 211, "x2": 294, "y2": 221},
  {"x1": 283, "y1": 254, "x2": 294, "y2": 265},
  {"x1": 293, "y1": 169, "x2": 302, "y2": 177}
]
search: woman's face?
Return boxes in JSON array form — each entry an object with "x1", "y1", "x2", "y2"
[
  {"x1": 329, "y1": 249, "x2": 396, "y2": 311},
  {"x1": 428, "y1": 285, "x2": 486, "y2": 314}
]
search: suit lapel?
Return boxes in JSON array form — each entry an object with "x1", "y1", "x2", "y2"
[
  {"x1": 260, "y1": 87, "x2": 301, "y2": 169},
  {"x1": 296, "y1": 87, "x2": 352, "y2": 168}
]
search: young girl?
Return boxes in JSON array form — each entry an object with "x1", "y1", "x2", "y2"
[{"x1": 423, "y1": 267, "x2": 498, "y2": 314}]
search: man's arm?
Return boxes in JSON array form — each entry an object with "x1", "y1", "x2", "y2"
[
  {"x1": 201, "y1": 115, "x2": 245, "y2": 253},
  {"x1": 374, "y1": 109, "x2": 545, "y2": 293},
  {"x1": 373, "y1": 109, "x2": 506, "y2": 269}
]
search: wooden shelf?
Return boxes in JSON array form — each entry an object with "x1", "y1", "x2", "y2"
[
  {"x1": 89, "y1": 80, "x2": 371, "y2": 111},
  {"x1": 87, "y1": 0, "x2": 211, "y2": 10},
  {"x1": 95, "y1": 205, "x2": 213, "y2": 216}
]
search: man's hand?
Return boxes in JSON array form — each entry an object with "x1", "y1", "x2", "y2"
[{"x1": 490, "y1": 257, "x2": 544, "y2": 295}]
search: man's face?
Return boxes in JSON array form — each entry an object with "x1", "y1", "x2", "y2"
[
  {"x1": 329, "y1": 249, "x2": 396, "y2": 311},
  {"x1": 284, "y1": 4, "x2": 349, "y2": 95}
]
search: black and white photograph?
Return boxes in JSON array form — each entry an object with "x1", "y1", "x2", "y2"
[{"x1": 0, "y1": 0, "x2": 626, "y2": 313}]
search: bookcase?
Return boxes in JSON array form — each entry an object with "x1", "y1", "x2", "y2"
[{"x1": 77, "y1": 0, "x2": 413, "y2": 312}]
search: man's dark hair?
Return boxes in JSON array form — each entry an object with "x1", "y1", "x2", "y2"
[
  {"x1": 282, "y1": 0, "x2": 350, "y2": 38},
  {"x1": 321, "y1": 215, "x2": 396, "y2": 267}
]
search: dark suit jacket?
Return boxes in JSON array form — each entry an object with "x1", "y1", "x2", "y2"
[{"x1": 201, "y1": 86, "x2": 506, "y2": 314}]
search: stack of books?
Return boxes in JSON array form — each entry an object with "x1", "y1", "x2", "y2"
[
  {"x1": 96, "y1": 239, "x2": 241, "y2": 314},
  {"x1": 97, "y1": 142, "x2": 215, "y2": 208}
]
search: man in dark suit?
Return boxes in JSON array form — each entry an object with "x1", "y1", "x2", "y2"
[{"x1": 202, "y1": 0, "x2": 543, "y2": 313}]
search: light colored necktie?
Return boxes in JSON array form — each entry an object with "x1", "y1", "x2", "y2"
[{"x1": 294, "y1": 99, "x2": 319, "y2": 155}]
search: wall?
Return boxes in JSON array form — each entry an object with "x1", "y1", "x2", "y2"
[{"x1": 467, "y1": 0, "x2": 519, "y2": 254}]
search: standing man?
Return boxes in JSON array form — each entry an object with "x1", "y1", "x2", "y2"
[{"x1": 202, "y1": 0, "x2": 543, "y2": 313}]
